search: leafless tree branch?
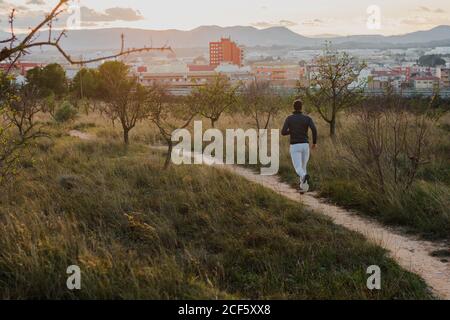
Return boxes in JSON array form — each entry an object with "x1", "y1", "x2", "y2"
[{"x1": 1, "y1": 0, "x2": 173, "y2": 71}]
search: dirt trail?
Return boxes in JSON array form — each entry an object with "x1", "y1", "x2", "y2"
[
  {"x1": 167, "y1": 146, "x2": 450, "y2": 299},
  {"x1": 69, "y1": 130, "x2": 96, "y2": 141},
  {"x1": 69, "y1": 132, "x2": 450, "y2": 299},
  {"x1": 228, "y1": 165, "x2": 450, "y2": 299}
]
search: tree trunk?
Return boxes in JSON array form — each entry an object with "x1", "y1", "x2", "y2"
[
  {"x1": 123, "y1": 128, "x2": 130, "y2": 145},
  {"x1": 164, "y1": 141, "x2": 173, "y2": 169},
  {"x1": 329, "y1": 119, "x2": 336, "y2": 138},
  {"x1": 211, "y1": 118, "x2": 216, "y2": 128},
  {"x1": 330, "y1": 98, "x2": 337, "y2": 138}
]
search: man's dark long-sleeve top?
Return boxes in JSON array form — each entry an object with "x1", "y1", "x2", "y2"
[{"x1": 281, "y1": 111, "x2": 318, "y2": 145}]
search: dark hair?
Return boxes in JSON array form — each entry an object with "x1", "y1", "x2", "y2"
[{"x1": 293, "y1": 100, "x2": 303, "y2": 111}]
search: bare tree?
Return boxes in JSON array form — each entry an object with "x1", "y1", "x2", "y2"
[
  {"x1": 343, "y1": 94, "x2": 440, "y2": 194},
  {"x1": 300, "y1": 43, "x2": 366, "y2": 137},
  {"x1": 147, "y1": 85, "x2": 197, "y2": 168},
  {"x1": 0, "y1": 77, "x2": 44, "y2": 184},
  {"x1": 0, "y1": 1, "x2": 173, "y2": 69},
  {"x1": 4, "y1": 85, "x2": 46, "y2": 142},
  {"x1": 0, "y1": 121, "x2": 19, "y2": 185},
  {"x1": 241, "y1": 81, "x2": 284, "y2": 131},
  {"x1": 0, "y1": 74, "x2": 17, "y2": 185}
]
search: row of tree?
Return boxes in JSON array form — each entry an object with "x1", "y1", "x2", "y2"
[
  {"x1": 23, "y1": 62, "x2": 290, "y2": 122},
  {"x1": 1, "y1": 60, "x2": 293, "y2": 171},
  {"x1": 3, "y1": 41, "x2": 447, "y2": 185},
  {"x1": 19, "y1": 43, "x2": 371, "y2": 145}
]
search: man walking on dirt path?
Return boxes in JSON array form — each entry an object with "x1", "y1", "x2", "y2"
[{"x1": 281, "y1": 99, "x2": 318, "y2": 193}]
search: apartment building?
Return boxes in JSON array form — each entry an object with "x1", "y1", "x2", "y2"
[
  {"x1": 252, "y1": 63, "x2": 307, "y2": 87},
  {"x1": 210, "y1": 38, "x2": 244, "y2": 67},
  {"x1": 413, "y1": 76, "x2": 440, "y2": 90},
  {"x1": 439, "y1": 68, "x2": 450, "y2": 88}
]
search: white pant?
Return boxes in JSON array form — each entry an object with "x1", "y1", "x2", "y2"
[{"x1": 290, "y1": 143, "x2": 310, "y2": 180}]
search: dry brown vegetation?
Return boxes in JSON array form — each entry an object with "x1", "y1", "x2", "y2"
[
  {"x1": 0, "y1": 0, "x2": 443, "y2": 300},
  {"x1": 0, "y1": 112, "x2": 433, "y2": 299},
  {"x1": 274, "y1": 104, "x2": 450, "y2": 239}
]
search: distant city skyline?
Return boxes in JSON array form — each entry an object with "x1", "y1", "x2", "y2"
[{"x1": 1, "y1": 0, "x2": 450, "y2": 36}]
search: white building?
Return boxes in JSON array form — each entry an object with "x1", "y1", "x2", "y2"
[{"x1": 413, "y1": 76, "x2": 440, "y2": 90}]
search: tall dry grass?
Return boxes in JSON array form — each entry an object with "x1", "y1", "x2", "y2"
[
  {"x1": 0, "y1": 115, "x2": 433, "y2": 299},
  {"x1": 275, "y1": 108, "x2": 450, "y2": 239},
  {"x1": 201, "y1": 98, "x2": 450, "y2": 240}
]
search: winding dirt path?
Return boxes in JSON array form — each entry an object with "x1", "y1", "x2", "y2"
[
  {"x1": 69, "y1": 131, "x2": 450, "y2": 299},
  {"x1": 228, "y1": 165, "x2": 450, "y2": 299},
  {"x1": 167, "y1": 146, "x2": 450, "y2": 299}
]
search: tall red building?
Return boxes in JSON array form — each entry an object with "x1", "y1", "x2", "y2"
[{"x1": 209, "y1": 38, "x2": 244, "y2": 67}]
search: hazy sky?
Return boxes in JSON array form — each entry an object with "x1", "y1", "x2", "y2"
[{"x1": 2, "y1": 0, "x2": 450, "y2": 36}]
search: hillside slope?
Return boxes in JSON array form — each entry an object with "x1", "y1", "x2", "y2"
[{"x1": 0, "y1": 120, "x2": 432, "y2": 299}]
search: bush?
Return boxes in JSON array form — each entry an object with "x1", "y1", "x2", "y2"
[
  {"x1": 273, "y1": 100, "x2": 450, "y2": 239},
  {"x1": 54, "y1": 101, "x2": 77, "y2": 123}
]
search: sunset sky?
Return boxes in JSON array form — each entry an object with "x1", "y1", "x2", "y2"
[{"x1": 1, "y1": 0, "x2": 450, "y2": 36}]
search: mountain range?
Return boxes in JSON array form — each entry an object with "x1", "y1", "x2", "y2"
[{"x1": 4, "y1": 25, "x2": 450, "y2": 51}]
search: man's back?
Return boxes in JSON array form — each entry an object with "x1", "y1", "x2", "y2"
[{"x1": 281, "y1": 111, "x2": 317, "y2": 145}]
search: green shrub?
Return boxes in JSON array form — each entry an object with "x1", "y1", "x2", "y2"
[{"x1": 54, "y1": 101, "x2": 77, "y2": 123}]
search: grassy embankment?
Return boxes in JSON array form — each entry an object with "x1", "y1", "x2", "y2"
[
  {"x1": 0, "y1": 114, "x2": 433, "y2": 299},
  {"x1": 274, "y1": 112, "x2": 450, "y2": 240},
  {"x1": 219, "y1": 110, "x2": 450, "y2": 240}
]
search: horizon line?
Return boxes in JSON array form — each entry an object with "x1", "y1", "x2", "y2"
[{"x1": 4, "y1": 24, "x2": 450, "y2": 39}]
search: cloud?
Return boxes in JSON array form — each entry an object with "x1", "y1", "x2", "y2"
[
  {"x1": 418, "y1": 6, "x2": 446, "y2": 14},
  {"x1": 401, "y1": 15, "x2": 450, "y2": 27},
  {"x1": 279, "y1": 20, "x2": 297, "y2": 27},
  {"x1": 0, "y1": 10, "x2": 50, "y2": 30},
  {"x1": 402, "y1": 16, "x2": 429, "y2": 26},
  {"x1": 80, "y1": 6, "x2": 144, "y2": 22},
  {"x1": 251, "y1": 18, "x2": 325, "y2": 29},
  {"x1": 301, "y1": 19, "x2": 323, "y2": 27},
  {"x1": 26, "y1": 0, "x2": 45, "y2": 5},
  {"x1": 251, "y1": 20, "x2": 298, "y2": 28},
  {"x1": 401, "y1": 7, "x2": 449, "y2": 27},
  {"x1": 0, "y1": 0, "x2": 28, "y2": 13},
  {"x1": 251, "y1": 21, "x2": 273, "y2": 28},
  {"x1": 0, "y1": 4, "x2": 146, "y2": 31}
]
